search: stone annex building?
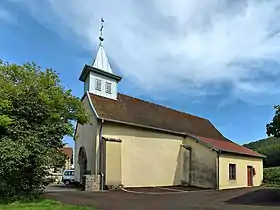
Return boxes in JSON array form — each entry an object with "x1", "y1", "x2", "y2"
[{"x1": 74, "y1": 23, "x2": 265, "y2": 191}]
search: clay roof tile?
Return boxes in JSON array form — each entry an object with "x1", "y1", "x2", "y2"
[{"x1": 89, "y1": 93, "x2": 264, "y2": 158}]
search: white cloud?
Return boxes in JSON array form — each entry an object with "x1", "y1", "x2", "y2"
[
  {"x1": 12, "y1": 0, "x2": 280, "y2": 103},
  {"x1": 0, "y1": 8, "x2": 17, "y2": 24}
]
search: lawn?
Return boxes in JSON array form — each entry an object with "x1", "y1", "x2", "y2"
[{"x1": 0, "y1": 199, "x2": 93, "y2": 210}]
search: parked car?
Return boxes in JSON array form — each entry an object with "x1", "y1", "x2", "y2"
[{"x1": 62, "y1": 169, "x2": 75, "y2": 186}]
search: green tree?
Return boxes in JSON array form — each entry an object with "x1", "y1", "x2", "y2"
[
  {"x1": 0, "y1": 60, "x2": 88, "y2": 201},
  {"x1": 267, "y1": 105, "x2": 280, "y2": 138},
  {"x1": 244, "y1": 137, "x2": 280, "y2": 167}
]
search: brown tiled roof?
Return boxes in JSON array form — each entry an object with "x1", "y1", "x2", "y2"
[
  {"x1": 89, "y1": 93, "x2": 264, "y2": 158},
  {"x1": 90, "y1": 93, "x2": 225, "y2": 140},
  {"x1": 60, "y1": 147, "x2": 73, "y2": 159}
]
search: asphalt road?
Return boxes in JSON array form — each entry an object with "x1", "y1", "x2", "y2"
[{"x1": 45, "y1": 186, "x2": 280, "y2": 210}]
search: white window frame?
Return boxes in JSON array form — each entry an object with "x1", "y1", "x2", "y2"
[
  {"x1": 95, "y1": 79, "x2": 102, "y2": 91},
  {"x1": 105, "y1": 82, "x2": 112, "y2": 94}
]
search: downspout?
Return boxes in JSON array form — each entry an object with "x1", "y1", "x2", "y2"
[
  {"x1": 99, "y1": 119, "x2": 105, "y2": 191},
  {"x1": 216, "y1": 150, "x2": 221, "y2": 190}
]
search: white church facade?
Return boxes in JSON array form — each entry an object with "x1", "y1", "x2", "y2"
[{"x1": 74, "y1": 20, "x2": 264, "y2": 190}]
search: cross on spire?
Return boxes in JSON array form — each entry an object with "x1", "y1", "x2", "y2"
[
  {"x1": 92, "y1": 17, "x2": 113, "y2": 73},
  {"x1": 99, "y1": 17, "x2": 104, "y2": 42}
]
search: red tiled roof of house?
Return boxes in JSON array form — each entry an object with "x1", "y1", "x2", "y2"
[
  {"x1": 191, "y1": 135, "x2": 265, "y2": 158},
  {"x1": 60, "y1": 147, "x2": 73, "y2": 159},
  {"x1": 89, "y1": 93, "x2": 264, "y2": 158}
]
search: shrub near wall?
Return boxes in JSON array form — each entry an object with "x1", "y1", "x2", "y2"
[{"x1": 263, "y1": 167, "x2": 280, "y2": 185}]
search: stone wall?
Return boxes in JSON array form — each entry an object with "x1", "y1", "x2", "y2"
[{"x1": 84, "y1": 175, "x2": 101, "y2": 191}]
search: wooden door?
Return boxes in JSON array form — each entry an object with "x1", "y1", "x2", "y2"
[{"x1": 247, "y1": 166, "x2": 253, "y2": 186}]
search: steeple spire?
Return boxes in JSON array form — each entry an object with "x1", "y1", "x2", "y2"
[
  {"x1": 80, "y1": 17, "x2": 122, "y2": 100},
  {"x1": 92, "y1": 17, "x2": 113, "y2": 73}
]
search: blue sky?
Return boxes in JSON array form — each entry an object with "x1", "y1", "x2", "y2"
[{"x1": 1, "y1": 0, "x2": 280, "y2": 148}]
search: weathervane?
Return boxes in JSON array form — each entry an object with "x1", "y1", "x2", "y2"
[{"x1": 99, "y1": 17, "x2": 104, "y2": 42}]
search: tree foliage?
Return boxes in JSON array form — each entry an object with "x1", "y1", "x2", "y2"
[
  {"x1": 244, "y1": 137, "x2": 280, "y2": 168},
  {"x1": 266, "y1": 105, "x2": 280, "y2": 138},
  {"x1": 0, "y1": 60, "x2": 88, "y2": 201},
  {"x1": 263, "y1": 167, "x2": 280, "y2": 186}
]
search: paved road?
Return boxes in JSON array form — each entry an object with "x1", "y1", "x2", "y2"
[{"x1": 45, "y1": 186, "x2": 280, "y2": 210}]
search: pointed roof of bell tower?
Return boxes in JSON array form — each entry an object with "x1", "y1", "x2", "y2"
[
  {"x1": 92, "y1": 17, "x2": 113, "y2": 73},
  {"x1": 79, "y1": 17, "x2": 122, "y2": 99}
]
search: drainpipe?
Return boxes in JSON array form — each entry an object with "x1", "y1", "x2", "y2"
[
  {"x1": 98, "y1": 119, "x2": 105, "y2": 191},
  {"x1": 216, "y1": 150, "x2": 221, "y2": 190}
]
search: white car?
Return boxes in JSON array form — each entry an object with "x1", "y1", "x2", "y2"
[{"x1": 62, "y1": 169, "x2": 75, "y2": 186}]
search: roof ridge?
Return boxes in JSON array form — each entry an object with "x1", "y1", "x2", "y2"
[{"x1": 117, "y1": 92, "x2": 208, "y2": 121}]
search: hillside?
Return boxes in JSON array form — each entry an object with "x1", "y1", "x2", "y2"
[{"x1": 243, "y1": 137, "x2": 280, "y2": 168}]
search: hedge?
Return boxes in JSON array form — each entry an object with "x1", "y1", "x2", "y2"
[{"x1": 263, "y1": 167, "x2": 280, "y2": 185}]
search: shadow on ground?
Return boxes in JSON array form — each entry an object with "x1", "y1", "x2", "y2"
[
  {"x1": 48, "y1": 184, "x2": 76, "y2": 189},
  {"x1": 124, "y1": 186, "x2": 209, "y2": 193},
  {"x1": 44, "y1": 184, "x2": 82, "y2": 192},
  {"x1": 225, "y1": 188, "x2": 280, "y2": 206}
]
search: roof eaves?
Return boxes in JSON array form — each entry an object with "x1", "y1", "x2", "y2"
[
  {"x1": 102, "y1": 118, "x2": 187, "y2": 137},
  {"x1": 220, "y1": 149, "x2": 266, "y2": 158},
  {"x1": 80, "y1": 65, "x2": 122, "y2": 82},
  {"x1": 86, "y1": 91, "x2": 100, "y2": 118},
  {"x1": 73, "y1": 122, "x2": 78, "y2": 141}
]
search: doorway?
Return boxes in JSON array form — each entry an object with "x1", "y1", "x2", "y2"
[
  {"x1": 247, "y1": 166, "x2": 253, "y2": 187},
  {"x1": 78, "y1": 147, "x2": 87, "y2": 183}
]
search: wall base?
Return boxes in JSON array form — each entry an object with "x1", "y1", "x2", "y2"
[{"x1": 84, "y1": 175, "x2": 101, "y2": 191}]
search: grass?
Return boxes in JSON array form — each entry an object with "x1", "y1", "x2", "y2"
[{"x1": 0, "y1": 199, "x2": 93, "y2": 210}]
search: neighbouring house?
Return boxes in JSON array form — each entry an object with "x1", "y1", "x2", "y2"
[
  {"x1": 48, "y1": 146, "x2": 73, "y2": 183},
  {"x1": 49, "y1": 146, "x2": 73, "y2": 173},
  {"x1": 74, "y1": 29, "x2": 265, "y2": 190},
  {"x1": 60, "y1": 146, "x2": 73, "y2": 170}
]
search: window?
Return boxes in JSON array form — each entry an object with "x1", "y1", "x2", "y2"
[
  {"x1": 64, "y1": 170, "x2": 74, "y2": 176},
  {"x1": 105, "y1": 82, "x2": 112, "y2": 94},
  {"x1": 229, "y1": 164, "x2": 236, "y2": 180},
  {"x1": 95, "y1": 79, "x2": 101, "y2": 91}
]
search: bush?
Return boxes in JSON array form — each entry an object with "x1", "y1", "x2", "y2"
[
  {"x1": 0, "y1": 60, "x2": 88, "y2": 202},
  {"x1": 263, "y1": 167, "x2": 280, "y2": 185}
]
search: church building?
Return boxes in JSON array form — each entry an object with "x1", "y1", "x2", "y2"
[{"x1": 74, "y1": 21, "x2": 264, "y2": 190}]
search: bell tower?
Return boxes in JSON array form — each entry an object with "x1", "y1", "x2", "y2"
[{"x1": 79, "y1": 18, "x2": 122, "y2": 100}]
